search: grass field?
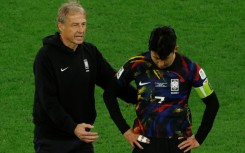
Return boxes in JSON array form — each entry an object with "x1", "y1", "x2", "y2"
[{"x1": 0, "y1": 0, "x2": 244, "y2": 153}]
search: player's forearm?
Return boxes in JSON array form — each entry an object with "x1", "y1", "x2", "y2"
[{"x1": 195, "y1": 92, "x2": 219, "y2": 144}]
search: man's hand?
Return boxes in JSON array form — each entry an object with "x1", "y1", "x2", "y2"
[
  {"x1": 74, "y1": 123, "x2": 99, "y2": 143},
  {"x1": 123, "y1": 128, "x2": 150, "y2": 149},
  {"x1": 178, "y1": 135, "x2": 200, "y2": 152}
]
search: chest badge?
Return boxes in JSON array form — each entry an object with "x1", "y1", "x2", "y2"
[
  {"x1": 171, "y1": 79, "x2": 179, "y2": 94},
  {"x1": 83, "y1": 59, "x2": 90, "y2": 72}
]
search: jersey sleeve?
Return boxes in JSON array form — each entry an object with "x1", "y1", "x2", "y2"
[
  {"x1": 115, "y1": 59, "x2": 135, "y2": 87},
  {"x1": 192, "y1": 64, "x2": 214, "y2": 99}
]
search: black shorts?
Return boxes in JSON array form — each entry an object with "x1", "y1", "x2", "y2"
[{"x1": 132, "y1": 137, "x2": 190, "y2": 153}]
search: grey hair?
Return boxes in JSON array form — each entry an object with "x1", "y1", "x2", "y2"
[{"x1": 57, "y1": 0, "x2": 86, "y2": 23}]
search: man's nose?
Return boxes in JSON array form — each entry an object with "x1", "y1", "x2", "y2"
[{"x1": 78, "y1": 25, "x2": 85, "y2": 33}]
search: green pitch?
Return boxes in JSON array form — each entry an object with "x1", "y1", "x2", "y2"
[{"x1": 0, "y1": 0, "x2": 244, "y2": 153}]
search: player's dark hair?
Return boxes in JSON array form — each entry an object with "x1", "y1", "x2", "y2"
[{"x1": 148, "y1": 26, "x2": 177, "y2": 59}]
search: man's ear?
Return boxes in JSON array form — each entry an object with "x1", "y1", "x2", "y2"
[
  {"x1": 57, "y1": 22, "x2": 63, "y2": 32},
  {"x1": 174, "y1": 45, "x2": 179, "y2": 53}
]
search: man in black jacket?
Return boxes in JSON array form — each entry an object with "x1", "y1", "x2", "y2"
[{"x1": 33, "y1": 1, "x2": 136, "y2": 153}]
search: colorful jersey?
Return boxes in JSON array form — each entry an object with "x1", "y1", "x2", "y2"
[{"x1": 116, "y1": 52, "x2": 214, "y2": 138}]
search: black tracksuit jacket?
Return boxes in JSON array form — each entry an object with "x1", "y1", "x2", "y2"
[{"x1": 33, "y1": 32, "x2": 136, "y2": 139}]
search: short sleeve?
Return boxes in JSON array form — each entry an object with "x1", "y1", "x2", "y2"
[
  {"x1": 116, "y1": 60, "x2": 135, "y2": 87},
  {"x1": 192, "y1": 64, "x2": 214, "y2": 99}
]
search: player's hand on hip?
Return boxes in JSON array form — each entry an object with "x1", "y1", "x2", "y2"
[
  {"x1": 74, "y1": 123, "x2": 99, "y2": 143},
  {"x1": 178, "y1": 135, "x2": 200, "y2": 152},
  {"x1": 123, "y1": 128, "x2": 150, "y2": 149}
]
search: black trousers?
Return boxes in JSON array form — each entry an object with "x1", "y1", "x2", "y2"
[
  {"x1": 34, "y1": 138, "x2": 94, "y2": 153},
  {"x1": 33, "y1": 126, "x2": 94, "y2": 153},
  {"x1": 132, "y1": 137, "x2": 190, "y2": 153}
]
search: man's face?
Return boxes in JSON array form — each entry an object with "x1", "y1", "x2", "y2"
[
  {"x1": 58, "y1": 12, "x2": 86, "y2": 50},
  {"x1": 150, "y1": 51, "x2": 176, "y2": 69}
]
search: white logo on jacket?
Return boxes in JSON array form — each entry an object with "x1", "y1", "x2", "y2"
[
  {"x1": 61, "y1": 67, "x2": 69, "y2": 72},
  {"x1": 84, "y1": 59, "x2": 89, "y2": 72}
]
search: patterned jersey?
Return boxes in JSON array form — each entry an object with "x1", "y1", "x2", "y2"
[{"x1": 116, "y1": 52, "x2": 214, "y2": 138}]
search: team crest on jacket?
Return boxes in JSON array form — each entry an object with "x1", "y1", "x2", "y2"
[
  {"x1": 83, "y1": 59, "x2": 89, "y2": 72},
  {"x1": 171, "y1": 79, "x2": 179, "y2": 94}
]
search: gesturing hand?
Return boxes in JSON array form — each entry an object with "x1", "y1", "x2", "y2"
[
  {"x1": 123, "y1": 128, "x2": 150, "y2": 149},
  {"x1": 178, "y1": 135, "x2": 200, "y2": 152},
  {"x1": 74, "y1": 123, "x2": 99, "y2": 143}
]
